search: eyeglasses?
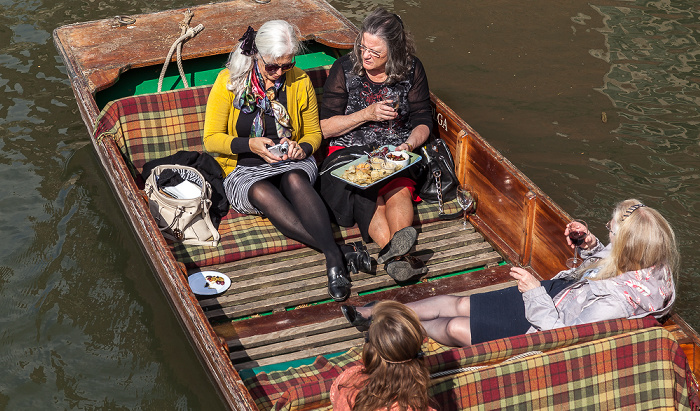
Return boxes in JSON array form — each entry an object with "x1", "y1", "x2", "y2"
[
  {"x1": 258, "y1": 54, "x2": 295, "y2": 73},
  {"x1": 606, "y1": 220, "x2": 615, "y2": 235},
  {"x1": 359, "y1": 44, "x2": 384, "y2": 59}
]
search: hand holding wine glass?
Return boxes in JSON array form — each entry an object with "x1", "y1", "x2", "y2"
[
  {"x1": 456, "y1": 184, "x2": 477, "y2": 230},
  {"x1": 565, "y1": 219, "x2": 588, "y2": 269},
  {"x1": 384, "y1": 89, "x2": 400, "y2": 138}
]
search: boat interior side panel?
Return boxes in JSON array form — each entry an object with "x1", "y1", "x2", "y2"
[{"x1": 529, "y1": 198, "x2": 574, "y2": 275}]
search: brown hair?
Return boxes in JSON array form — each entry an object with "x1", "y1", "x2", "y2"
[
  {"x1": 352, "y1": 8, "x2": 416, "y2": 84},
  {"x1": 352, "y1": 301, "x2": 432, "y2": 411},
  {"x1": 585, "y1": 199, "x2": 679, "y2": 280}
]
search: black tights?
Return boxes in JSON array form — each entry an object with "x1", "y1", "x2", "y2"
[{"x1": 248, "y1": 170, "x2": 343, "y2": 270}]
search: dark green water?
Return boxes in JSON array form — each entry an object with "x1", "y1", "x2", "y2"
[{"x1": 1, "y1": 0, "x2": 698, "y2": 408}]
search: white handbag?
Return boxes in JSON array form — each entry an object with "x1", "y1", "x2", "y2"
[{"x1": 144, "y1": 164, "x2": 220, "y2": 246}]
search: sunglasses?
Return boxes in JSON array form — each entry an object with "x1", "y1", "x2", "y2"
[
  {"x1": 359, "y1": 44, "x2": 384, "y2": 59},
  {"x1": 259, "y1": 54, "x2": 295, "y2": 73}
]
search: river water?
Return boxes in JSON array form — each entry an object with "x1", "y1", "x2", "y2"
[{"x1": 1, "y1": 0, "x2": 698, "y2": 408}]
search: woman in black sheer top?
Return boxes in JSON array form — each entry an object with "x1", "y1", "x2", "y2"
[{"x1": 319, "y1": 8, "x2": 432, "y2": 282}]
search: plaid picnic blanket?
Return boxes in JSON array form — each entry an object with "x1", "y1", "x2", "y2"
[
  {"x1": 243, "y1": 316, "x2": 699, "y2": 411},
  {"x1": 92, "y1": 68, "x2": 462, "y2": 267}
]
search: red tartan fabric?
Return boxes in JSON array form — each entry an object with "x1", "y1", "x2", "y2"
[
  {"x1": 430, "y1": 326, "x2": 694, "y2": 410},
  {"x1": 243, "y1": 316, "x2": 700, "y2": 411}
]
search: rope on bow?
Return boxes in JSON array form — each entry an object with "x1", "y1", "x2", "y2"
[{"x1": 157, "y1": 9, "x2": 204, "y2": 92}]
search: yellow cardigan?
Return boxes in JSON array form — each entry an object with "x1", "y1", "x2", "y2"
[{"x1": 203, "y1": 67, "x2": 322, "y2": 176}]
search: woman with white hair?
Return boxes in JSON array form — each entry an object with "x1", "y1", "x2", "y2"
[
  {"x1": 203, "y1": 20, "x2": 370, "y2": 302},
  {"x1": 343, "y1": 199, "x2": 679, "y2": 346}
]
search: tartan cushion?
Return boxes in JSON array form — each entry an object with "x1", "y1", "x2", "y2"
[
  {"x1": 429, "y1": 326, "x2": 695, "y2": 410},
  {"x1": 93, "y1": 67, "x2": 461, "y2": 268},
  {"x1": 243, "y1": 316, "x2": 700, "y2": 411},
  {"x1": 93, "y1": 85, "x2": 211, "y2": 181}
]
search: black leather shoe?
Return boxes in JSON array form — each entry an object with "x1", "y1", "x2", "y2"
[
  {"x1": 327, "y1": 266, "x2": 351, "y2": 302},
  {"x1": 340, "y1": 305, "x2": 372, "y2": 332},
  {"x1": 341, "y1": 241, "x2": 372, "y2": 274},
  {"x1": 377, "y1": 226, "x2": 418, "y2": 265},
  {"x1": 386, "y1": 254, "x2": 428, "y2": 282}
]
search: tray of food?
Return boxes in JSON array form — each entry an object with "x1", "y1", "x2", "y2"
[{"x1": 330, "y1": 145, "x2": 422, "y2": 189}]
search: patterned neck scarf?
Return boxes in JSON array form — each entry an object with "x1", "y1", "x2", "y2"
[{"x1": 234, "y1": 62, "x2": 292, "y2": 139}]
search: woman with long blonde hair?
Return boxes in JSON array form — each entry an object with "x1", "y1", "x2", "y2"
[
  {"x1": 331, "y1": 301, "x2": 436, "y2": 411},
  {"x1": 342, "y1": 199, "x2": 678, "y2": 347}
]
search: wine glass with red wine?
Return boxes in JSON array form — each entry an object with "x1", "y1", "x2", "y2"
[{"x1": 565, "y1": 219, "x2": 588, "y2": 269}]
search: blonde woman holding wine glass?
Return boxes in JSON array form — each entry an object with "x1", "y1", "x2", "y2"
[{"x1": 342, "y1": 199, "x2": 678, "y2": 347}]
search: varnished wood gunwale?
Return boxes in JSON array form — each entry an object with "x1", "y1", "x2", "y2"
[{"x1": 54, "y1": 0, "x2": 700, "y2": 408}]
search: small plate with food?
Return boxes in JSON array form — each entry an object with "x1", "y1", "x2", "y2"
[
  {"x1": 385, "y1": 150, "x2": 410, "y2": 168},
  {"x1": 330, "y1": 145, "x2": 421, "y2": 189},
  {"x1": 188, "y1": 271, "x2": 231, "y2": 295}
]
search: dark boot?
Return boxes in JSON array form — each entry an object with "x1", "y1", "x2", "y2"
[
  {"x1": 386, "y1": 254, "x2": 428, "y2": 282},
  {"x1": 377, "y1": 226, "x2": 418, "y2": 265},
  {"x1": 340, "y1": 304, "x2": 373, "y2": 332},
  {"x1": 341, "y1": 241, "x2": 373, "y2": 274},
  {"x1": 327, "y1": 266, "x2": 351, "y2": 302}
]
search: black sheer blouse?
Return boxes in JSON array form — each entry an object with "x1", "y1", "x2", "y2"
[{"x1": 320, "y1": 54, "x2": 432, "y2": 148}]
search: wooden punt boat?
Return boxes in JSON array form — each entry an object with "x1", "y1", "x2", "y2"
[{"x1": 54, "y1": 0, "x2": 700, "y2": 409}]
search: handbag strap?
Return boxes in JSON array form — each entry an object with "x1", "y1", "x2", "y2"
[
  {"x1": 426, "y1": 142, "x2": 462, "y2": 220},
  {"x1": 196, "y1": 195, "x2": 221, "y2": 247},
  {"x1": 433, "y1": 169, "x2": 445, "y2": 215}
]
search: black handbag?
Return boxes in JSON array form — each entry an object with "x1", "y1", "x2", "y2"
[{"x1": 412, "y1": 138, "x2": 460, "y2": 218}]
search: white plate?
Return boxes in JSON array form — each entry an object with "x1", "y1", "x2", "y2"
[{"x1": 188, "y1": 271, "x2": 231, "y2": 295}]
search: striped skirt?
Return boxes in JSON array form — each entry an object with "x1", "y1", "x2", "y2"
[{"x1": 223, "y1": 157, "x2": 318, "y2": 215}]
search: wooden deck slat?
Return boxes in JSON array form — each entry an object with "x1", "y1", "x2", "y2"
[
  {"x1": 213, "y1": 264, "x2": 516, "y2": 342},
  {"x1": 198, "y1": 222, "x2": 485, "y2": 304},
  {"x1": 200, "y1": 235, "x2": 492, "y2": 310},
  {"x1": 193, "y1": 219, "x2": 473, "y2": 275},
  {"x1": 228, "y1": 317, "x2": 349, "y2": 350},
  {"x1": 215, "y1": 265, "x2": 514, "y2": 369},
  {"x1": 196, "y1": 219, "x2": 511, "y2": 370},
  {"x1": 226, "y1": 276, "x2": 516, "y2": 369},
  {"x1": 204, "y1": 250, "x2": 502, "y2": 319},
  {"x1": 229, "y1": 327, "x2": 358, "y2": 362},
  {"x1": 227, "y1": 282, "x2": 522, "y2": 367},
  {"x1": 233, "y1": 339, "x2": 366, "y2": 370}
]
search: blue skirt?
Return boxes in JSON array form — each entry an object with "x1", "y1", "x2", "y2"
[{"x1": 469, "y1": 278, "x2": 574, "y2": 345}]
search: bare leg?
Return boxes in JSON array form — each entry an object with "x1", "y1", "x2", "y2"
[
  {"x1": 368, "y1": 187, "x2": 415, "y2": 248},
  {"x1": 356, "y1": 295, "x2": 470, "y2": 320},
  {"x1": 422, "y1": 317, "x2": 472, "y2": 346},
  {"x1": 405, "y1": 295, "x2": 471, "y2": 320},
  {"x1": 383, "y1": 187, "x2": 414, "y2": 236},
  {"x1": 368, "y1": 196, "x2": 391, "y2": 248}
]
